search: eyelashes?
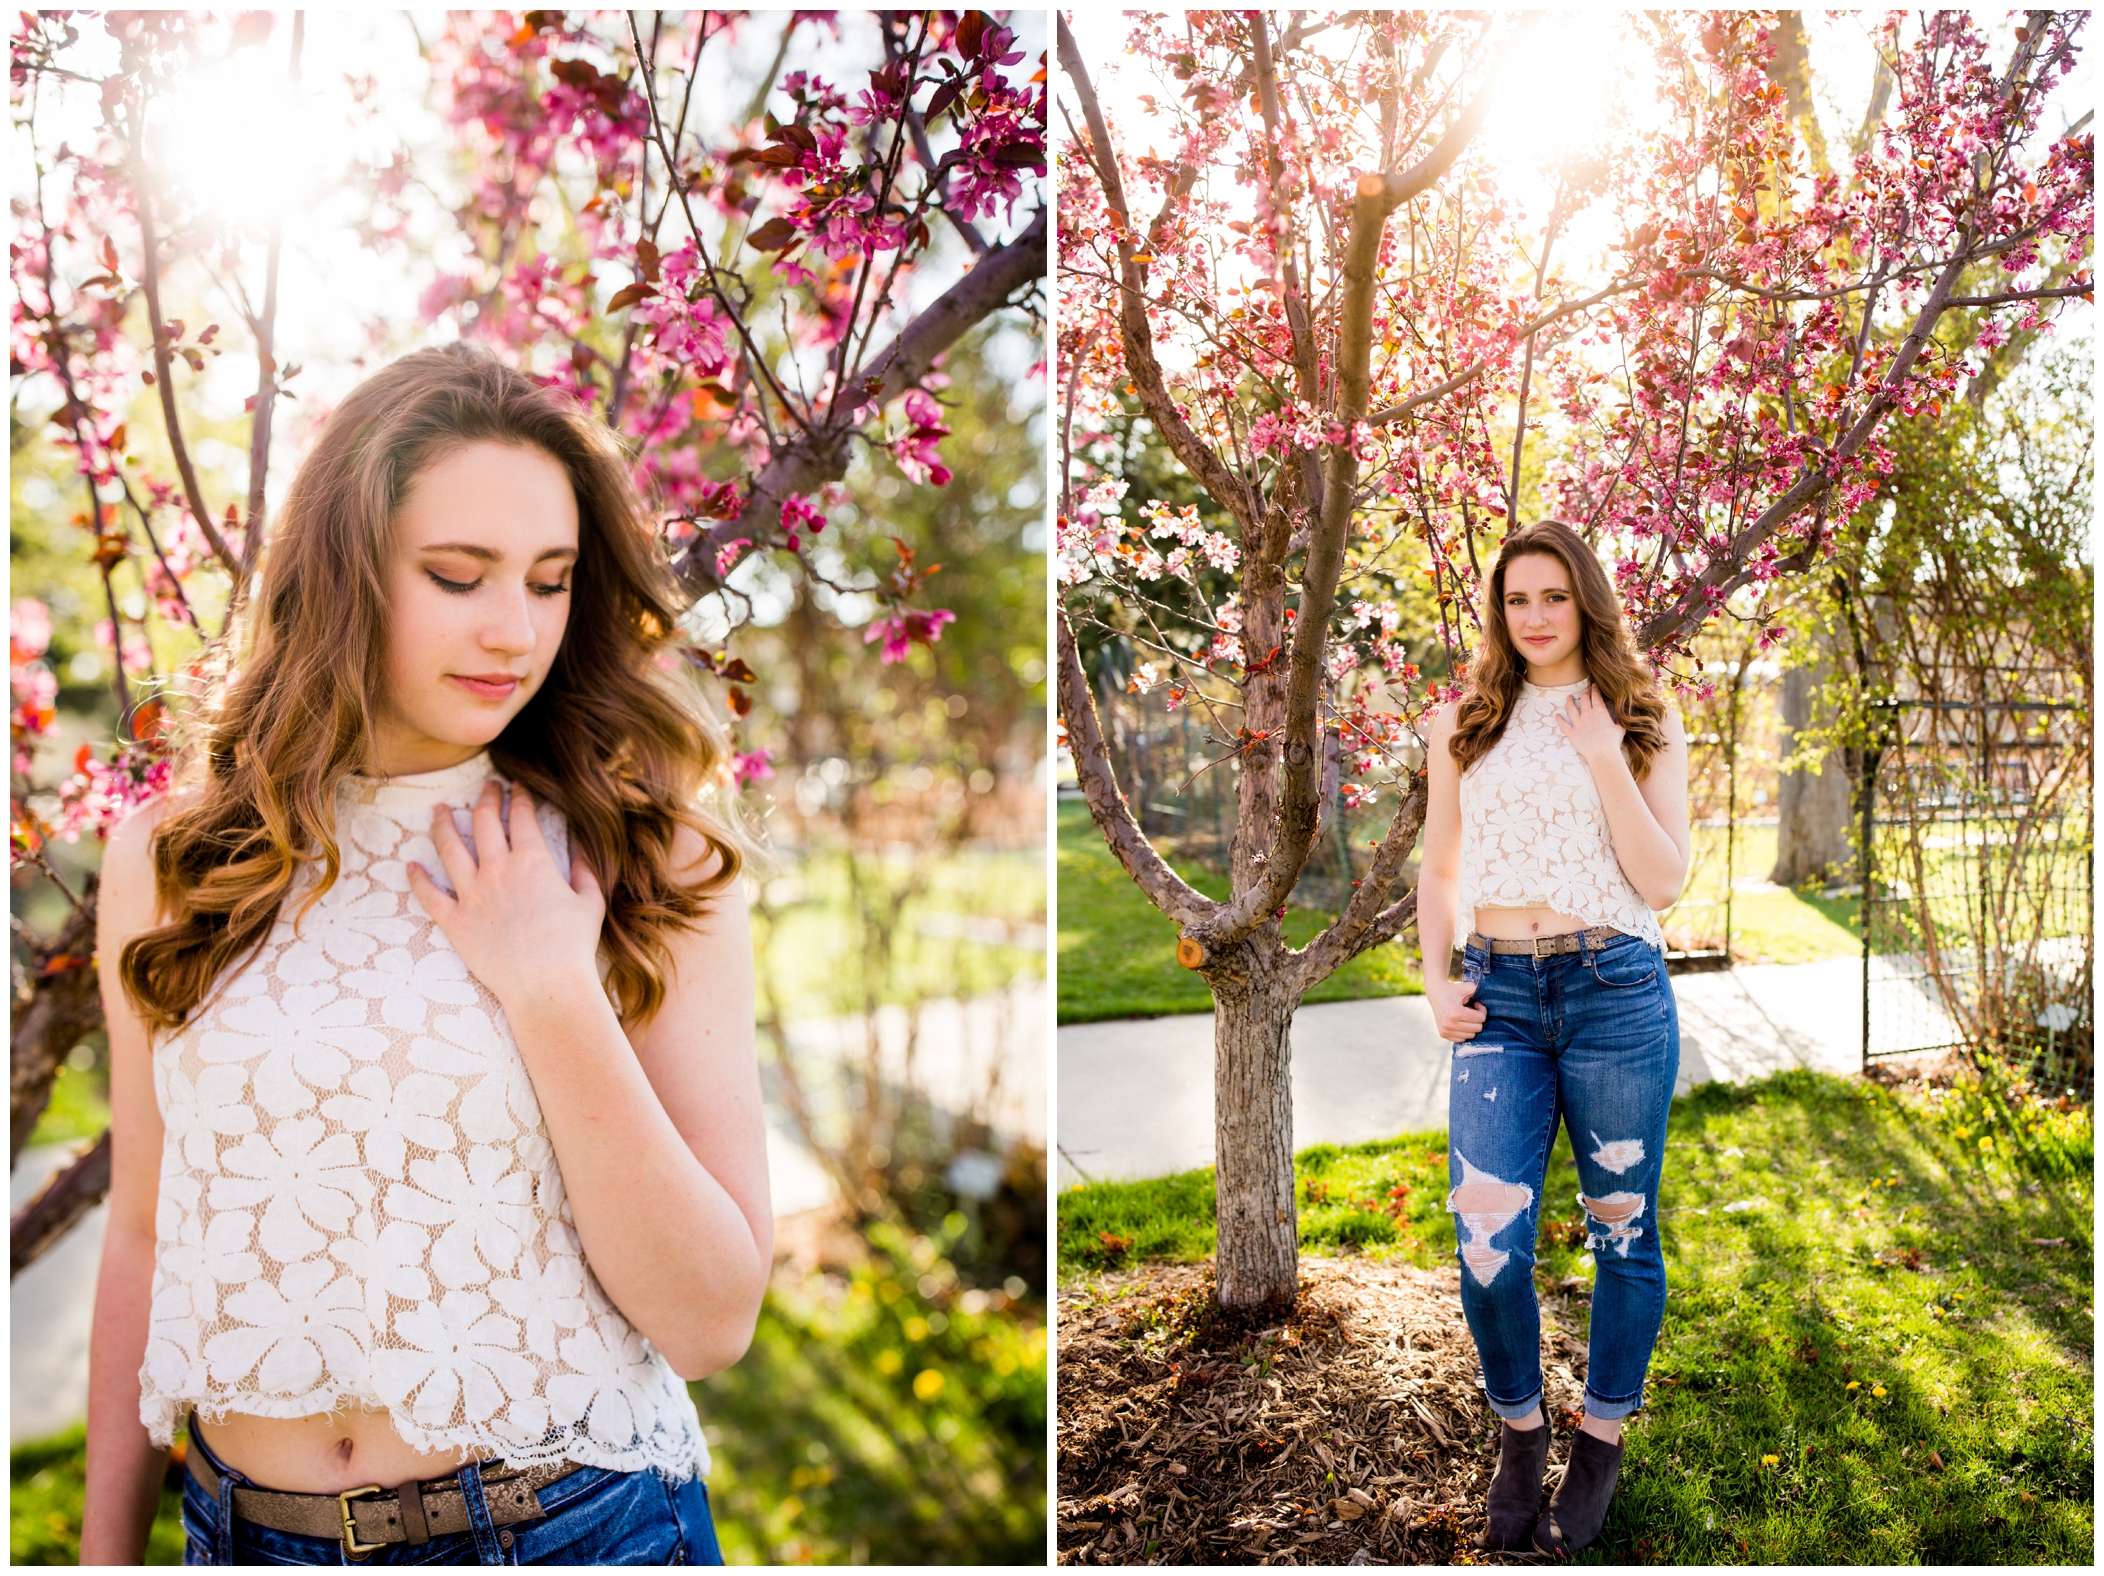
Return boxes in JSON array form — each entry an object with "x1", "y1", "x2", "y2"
[{"x1": 427, "y1": 572, "x2": 569, "y2": 598}]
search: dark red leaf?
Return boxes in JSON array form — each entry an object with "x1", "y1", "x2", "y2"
[
  {"x1": 926, "y1": 78, "x2": 963, "y2": 122},
  {"x1": 100, "y1": 234, "x2": 120, "y2": 271},
  {"x1": 745, "y1": 217, "x2": 800, "y2": 251},
  {"x1": 779, "y1": 123, "x2": 817, "y2": 152},
  {"x1": 683, "y1": 645, "x2": 720, "y2": 674},
  {"x1": 753, "y1": 144, "x2": 801, "y2": 167},
  {"x1": 721, "y1": 657, "x2": 757, "y2": 684},
  {"x1": 957, "y1": 9, "x2": 986, "y2": 59},
  {"x1": 989, "y1": 142, "x2": 1046, "y2": 169},
  {"x1": 727, "y1": 686, "x2": 753, "y2": 718},
  {"x1": 606, "y1": 281, "x2": 656, "y2": 312},
  {"x1": 636, "y1": 237, "x2": 660, "y2": 282}
]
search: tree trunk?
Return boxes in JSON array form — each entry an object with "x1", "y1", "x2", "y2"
[
  {"x1": 1770, "y1": 656, "x2": 1855, "y2": 886},
  {"x1": 1210, "y1": 946, "x2": 1300, "y2": 1312}
]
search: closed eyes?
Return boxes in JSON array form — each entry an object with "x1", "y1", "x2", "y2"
[{"x1": 427, "y1": 571, "x2": 569, "y2": 598}]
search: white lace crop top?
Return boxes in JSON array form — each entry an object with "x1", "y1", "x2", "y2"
[
  {"x1": 138, "y1": 748, "x2": 709, "y2": 1482},
  {"x1": 1454, "y1": 677, "x2": 1667, "y2": 951}
]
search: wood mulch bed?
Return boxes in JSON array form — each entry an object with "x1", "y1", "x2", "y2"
[{"x1": 1057, "y1": 1255, "x2": 1596, "y2": 1566}]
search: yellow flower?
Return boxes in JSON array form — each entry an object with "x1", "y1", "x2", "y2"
[
  {"x1": 1872, "y1": 1385, "x2": 1888, "y2": 1397},
  {"x1": 913, "y1": 1368, "x2": 947, "y2": 1402},
  {"x1": 1761, "y1": 1454, "x2": 1780, "y2": 1466},
  {"x1": 1846, "y1": 1380, "x2": 1861, "y2": 1390},
  {"x1": 1978, "y1": 1135, "x2": 1994, "y2": 1150}
]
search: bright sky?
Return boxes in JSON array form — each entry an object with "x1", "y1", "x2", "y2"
[
  {"x1": 17, "y1": 10, "x2": 1046, "y2": 515},
  {"x1": 1064, "y1": 9, "x2": 2093, "y2": 312}
]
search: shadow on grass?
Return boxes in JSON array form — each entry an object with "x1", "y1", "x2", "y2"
[{"x1": 1057, "y1": 1067, "x2": 2094, "y2": 1565}]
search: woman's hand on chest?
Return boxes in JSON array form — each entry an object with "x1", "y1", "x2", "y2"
[
  {"x1": 406, "y1": 777, "x2": 604, "y2": 1009},
  {"x1": 1549, "y1": 687, "x2": 1627, "y2": 773}
]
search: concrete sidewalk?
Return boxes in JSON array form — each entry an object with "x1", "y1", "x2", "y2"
[{"x1": 1056, "y1": 954, "x2": 1962, "y2": 1188}]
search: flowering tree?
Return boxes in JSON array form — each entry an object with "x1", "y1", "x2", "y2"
[
  {"x1": 1056, "y1": 9, "x2": 2090, "y2": 1309},
  {"x1": 9, "y1": 9, "x2": 1045, "y2": 1271}
]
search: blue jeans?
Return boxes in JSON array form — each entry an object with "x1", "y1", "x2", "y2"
[
  {"x1": 179, "y1": 1420, "x2": 724, "y2": 1565},
  {"x1": 1444, "y1": 929, "x2": 1680, "y2": 1423}
]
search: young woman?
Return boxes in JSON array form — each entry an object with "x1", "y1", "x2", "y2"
[
  {"x1": 81, "y1": 343, "x2": 771, "y2": 1565},
  {"x1": 1416, "y1": 519, "x2": 1690, "y2": 1556}
]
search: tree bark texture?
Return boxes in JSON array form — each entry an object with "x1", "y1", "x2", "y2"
[
  {"x1": 11, "y1": 1130, "x2": 111, "y2": 1277},
  {"x1": 1209, "y1": 945, "x2": 1300, "y2": 1312},
  {"x1": 1770, "y1": 658, "x2": 1855, "y2": 886},
  {"x1": 11, "y1": 873, "x2": 103, "y2": 1166}
]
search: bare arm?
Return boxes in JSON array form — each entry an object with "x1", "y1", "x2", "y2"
[
  {"x1": 500, "y1": 826, "x2": 771, "y2": 1380},
  {"x1": 81, "y1": 800, "x2": 176, "y2": 1566},
  {"x1": 1417, "y1": 704, "x2": 1486, "y2": 1041}
]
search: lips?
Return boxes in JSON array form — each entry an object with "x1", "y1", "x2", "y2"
[{"x1": 450, "y1": 674, "x2": 521, "y2": 700}]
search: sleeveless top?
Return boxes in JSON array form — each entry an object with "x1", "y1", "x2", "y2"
[
  {"x1": 137, "y1": 748, "x2": 710, "y2": 1482},
  {"x1": 1454, "y1": 677, "x2": 1668, "y2": 951}
]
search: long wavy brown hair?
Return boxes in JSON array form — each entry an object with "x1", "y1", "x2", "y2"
[
  {"x1": 1447, "y1": 519, "x2": 1671, "y2": 781},
  {"x1": 122, "y1": 343, "x2": 744, "y2": 1037}
]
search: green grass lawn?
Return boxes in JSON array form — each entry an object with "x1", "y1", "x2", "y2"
[
  {"x1": 1054, "y1": 803, "x2": 1894, "y2": 1024},
  {"x1": 1056, "y1": 801, "x2": 1419, "y2": 1023},
  {"x1": 1056, "y1": 1068, "x2": 2093, "y2": 1563}
]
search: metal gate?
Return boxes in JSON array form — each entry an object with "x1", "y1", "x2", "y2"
[{"x1": 1855, "y1": 693, "x2": 2093, "y2": 1093}]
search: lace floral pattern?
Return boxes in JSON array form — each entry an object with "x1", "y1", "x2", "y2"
[
  {"x1": 1455, "y1": 679, "x2": 1667, "y2": 951},
  {"x1": 139, "y1": 750, "x2": 709, "y2": 1482}
]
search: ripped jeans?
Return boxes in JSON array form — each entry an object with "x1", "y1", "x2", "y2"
[{"x1": 1444, "y1": 928, "x2": 1680, "y2": 1422}]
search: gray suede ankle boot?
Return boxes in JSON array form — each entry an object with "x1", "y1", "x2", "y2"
[
  {"x1": 1477, "y1": 1420, "x2": 1551, "y2": 1551},
  {"x1": 1533, "y1": 1427, "x2": 1626, "y2": 1554}
]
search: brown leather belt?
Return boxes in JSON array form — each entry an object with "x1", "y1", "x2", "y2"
[
  {"x1": 1466, "y1": 924, "x2": 1629, "y2": 958},
  {"x1": 184, "y1": 1415, "x2": 582, "y2": 1557}
]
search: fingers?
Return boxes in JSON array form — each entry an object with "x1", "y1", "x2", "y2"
[
  {"x1": 427, "y1": 802, "x2": 478, "y2": 891},
  {"x1": 404, "y1": 858, "x2": 453, "y2": 918},
  {"x1": 472, "y1": 777, "x2": 509, "y2": 856},
  {"x1": 507, "y1": 780, "x2": 548, "y2": 861}
]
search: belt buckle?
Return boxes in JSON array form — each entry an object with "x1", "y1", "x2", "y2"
[
  {"x1": 1532, "y1": 934, "x2": 1555, "y2": 957},
  {"x1": 340, "y1": 1485, "x2": 386, "y2": 1556}
]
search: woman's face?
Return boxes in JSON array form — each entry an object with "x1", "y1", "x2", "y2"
[
  {"x1": 1502, "y1": 551, "x2": 1586, "y2": 682},
  {"x1": 370, "y1": 439, "x2": 579, "y2": 775}
]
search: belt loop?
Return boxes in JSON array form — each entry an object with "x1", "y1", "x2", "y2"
[
  {"x1": 197, "y1": 1423, "x2": 250, "y2": 1568},
  {"x1": 398, "y1": 1474, "x2": 431, "y2": 1546},
  {"x1": 457, "y1": 1458, "x2": 508, "y2": 1566}
]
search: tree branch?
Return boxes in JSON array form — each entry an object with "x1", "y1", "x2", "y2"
[
  {"x1": 670, "y1": 207, "x2": 1046, "y2": 596},
  {"x1": 1205, "y1": 30, "x2": 1519, "y2": 946},
  {"x1": 1371, "y1": 284, "x2": 1630, "y2": 425},
  {"x1": 1296, "y1": 769, "x2": 1431, "y2": 985},
  {"x1": 11, "y1": 1132, "x2": 111, "y2": 1278},
  {"x1": 1055, "y1": 608, "x2": 1218, "y2": 931},
  {"x1": 130, "y1": 118, "x2": 239, "y2": 580},
  {"x1": 1056, "y1": 13, "x2": 1259, "y2": 532}
]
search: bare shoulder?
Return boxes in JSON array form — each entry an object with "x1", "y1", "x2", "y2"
[
  {"x1": 1657, "y1": 694, "x2": 1688, "y2": 745},
  {"x1": 99, "y1": 792, "x2": 186, "y2": 936},
  {"x1": 668, "y1": 818, "x2": 743, "y2": 903}
]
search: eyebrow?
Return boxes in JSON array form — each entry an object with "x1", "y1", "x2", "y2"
[{"x1": 419, "y1": 543, "x2": 578, "y2": 565}]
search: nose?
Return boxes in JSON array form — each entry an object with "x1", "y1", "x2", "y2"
[{"x1": 480, "y1": 582, "x2": 538, "y2": 658}]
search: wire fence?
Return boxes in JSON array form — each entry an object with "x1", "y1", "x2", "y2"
[{"x1": 1857, "y1": 683, "x2": 2093, "y2": 1096}]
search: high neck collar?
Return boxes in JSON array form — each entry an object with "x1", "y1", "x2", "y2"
[
  {"x1": 1520, "y1": 675, "x2": 1593, "y2": 697},
  {"x1": 344, "y1": 749, "x2": 496, "y2": 807}
]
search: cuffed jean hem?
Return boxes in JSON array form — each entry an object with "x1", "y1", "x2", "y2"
[
  {"x1": 1484, "y1": 1385, "x2": 1545, "y2": 1421},
  {"x1": 1583, "y1": 1389, "x2": 1642, "y2": 1421}
]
